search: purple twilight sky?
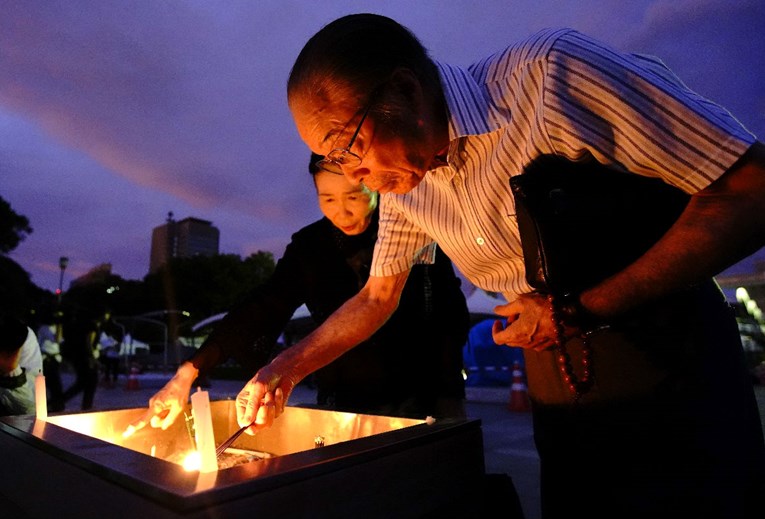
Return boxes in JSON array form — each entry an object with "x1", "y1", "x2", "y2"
[{"x1": 2, "y1": 0, "x2": 764, "y2": 293}]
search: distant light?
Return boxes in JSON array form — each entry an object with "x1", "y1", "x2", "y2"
[
  {"x1": 182, "y1": 311, "x2": 191, "y2": 317},
  {"x1": 55, "y1": 288, "x2": 61, "y2": 295},
  {"x1": 106, "y1": 286, "x2": 120, "y2": 294},
  {"x1": 736, "y1": 287, "x2": 750, "y2": 303}
]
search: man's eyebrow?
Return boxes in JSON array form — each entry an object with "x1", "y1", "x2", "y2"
[
  {"x1": 322, "y1": 119, "x2": 350, "y2": 146},
  {"x1": 320, "y1": 129, "x2": 338, "y2": 145}
]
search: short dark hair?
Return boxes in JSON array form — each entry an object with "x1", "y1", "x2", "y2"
[
  {"x1": 309, "y1": 152, "x2": 323, "y2": 176},
  {"x1": 288, "y1": 13, "x2": 438, "y2": 106},
  {"x1": 0, "y1": 314, "x2": 28, "y2": 353}
]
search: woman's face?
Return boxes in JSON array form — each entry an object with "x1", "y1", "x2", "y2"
[{"x1": 314, "y1": 170, "x2": 378, "y2": 235}]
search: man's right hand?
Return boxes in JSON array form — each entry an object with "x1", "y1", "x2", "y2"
[{"x1": 236, "y1": 360, "x2": 297, "y2": 434}]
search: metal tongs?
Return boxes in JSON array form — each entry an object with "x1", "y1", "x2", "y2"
[{"x1": 215, "y1": 421, "x2": 255, "y2": 458}]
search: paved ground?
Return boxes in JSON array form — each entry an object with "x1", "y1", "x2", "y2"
[{"x1": 56, "y1": 369, "x2": 765, "y2": 519}]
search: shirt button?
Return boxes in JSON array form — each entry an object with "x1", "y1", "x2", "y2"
[{"x1": 476, "y1": 237, "x2": 485, "y2": 245}]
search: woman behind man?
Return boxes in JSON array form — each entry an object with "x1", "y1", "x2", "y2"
[
  {"x1": 0, "y1": 313, "x2": 42, "y2": 416},
  {"x1": 127, "y1": 153, "x2": 470, "y2": 434}
]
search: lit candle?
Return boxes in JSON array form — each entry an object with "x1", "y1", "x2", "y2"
[
  {"x1": 190, "y1": 387, "x2": 217, "y2": 472},
  {"x1": 35, "y1": 372, "x2": 47, "y2": 420}
]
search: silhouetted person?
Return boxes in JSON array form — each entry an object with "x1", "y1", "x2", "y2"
[
  {"x1": 35, "y1": 308, "x2": 65, "y2": 412},
  {"x1": 97, "y1": 310, "x2": 122, "y2": 388},
  {"x1": 61, "y1": 306, "x2": 101, "y2": 410}
]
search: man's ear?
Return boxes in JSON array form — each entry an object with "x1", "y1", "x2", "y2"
[{"x1": 388, "y1": 67, "x2": 425, "y2": 112}]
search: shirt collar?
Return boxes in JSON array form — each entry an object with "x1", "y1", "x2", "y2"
[{"x1": 434, "y1": 60, "x2": 506, "y2": 141}]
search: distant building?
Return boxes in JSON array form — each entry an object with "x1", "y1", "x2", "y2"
[{"x1": 149, "y1": 212, "x2": 220, "y2": 273}]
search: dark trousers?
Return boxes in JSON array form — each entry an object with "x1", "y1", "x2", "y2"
[
  {"x1": 62, "y1": 356, "x2": 99, "y2": 410},
  {"x1": 42, "y1": 356, "x2": 65, "y2": 412},
  {"x1": 529, "y1": 281, "x2": 765, "y2": 518},
  {"x1": 101, "y1": 357, "x2": 120, "y2": 385}
]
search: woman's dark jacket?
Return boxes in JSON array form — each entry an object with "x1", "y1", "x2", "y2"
[{"x1": 190, "y1": 211, "x2": 470, "y2": 416}]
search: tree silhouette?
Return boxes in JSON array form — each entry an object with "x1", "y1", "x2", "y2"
[{"x1": 0, "y1": 196, "x2": 33, "y2": 254}]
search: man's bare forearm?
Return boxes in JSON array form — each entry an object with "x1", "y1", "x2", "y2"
[
  {"x1": 582, "y1": 142, "x2": 765, "y2": 317},
  {"x1": 269, "y1": 272, "x2": 408, "y2": 383}
]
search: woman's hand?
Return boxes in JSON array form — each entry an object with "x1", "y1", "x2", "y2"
[{"x1": 122, "y1": 362, "x2": 197, "y2": 438}]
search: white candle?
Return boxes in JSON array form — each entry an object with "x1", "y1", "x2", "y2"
[
  {"x1": 190, "y1": 387, "x2": 217, "y2": 473},
  {"x1": 35, "y1": 372, "x2": 47, "y2": 420}
]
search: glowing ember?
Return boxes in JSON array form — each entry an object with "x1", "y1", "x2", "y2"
[{"x1": 182, "y1": 451, "x2": 201, "y2": 471}]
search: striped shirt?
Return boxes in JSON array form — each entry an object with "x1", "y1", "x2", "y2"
[{"x1": 371, "y1": 27, "x2": 756, "y2": 300}]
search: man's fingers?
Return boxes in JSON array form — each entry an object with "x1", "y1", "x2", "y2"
[
  {"x1": 255, "y1": 391, "x2": 274, "y2": 424},
  {"x1": 491, "y1": 319, "x2": 505, "y2": 336},
  {"x1": 254, "y1": 402, "x2": 269, "y2": 425},
  {"x1": 493, "y1": 319, "x2": 518, "y2": 346},
  {"x1": 246, "y1": 400, "x2": 275, "y2": 434},
  {"x1": 236, "y1": 383, "x2": 278, "y2": 433},
  {"x1": 274, "y1": 387, "x2": 285, "y2": 417},
  {"x1": 236, "y1": 369, "x2": 288, "y2": 431},
  {"x1": 237, "y1": 388, "x2": 257, "y2": 426}
]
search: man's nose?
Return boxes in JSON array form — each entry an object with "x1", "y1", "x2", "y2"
[{"x1": 344, "y1": 165, "x2": 368, "y2": 186}]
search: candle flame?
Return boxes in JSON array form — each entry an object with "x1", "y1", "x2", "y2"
[{"x1": 182, "y1": 451, "x2": 201, "y2": 471}]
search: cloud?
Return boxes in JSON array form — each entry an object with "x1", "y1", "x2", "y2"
[
  {"x1": 626, "y1": 0, "x2": 765, "y2": 138},
  {"x1": 1, "y1": 0, "x2": 762, "y2": 290}
]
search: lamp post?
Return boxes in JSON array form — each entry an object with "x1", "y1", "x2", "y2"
[
  {"x1": 55, "y1": 256, "x2": 69, "y2": 343},
  {"x1": 57, "y1": 256, "x2": 69, "y2": 303}
]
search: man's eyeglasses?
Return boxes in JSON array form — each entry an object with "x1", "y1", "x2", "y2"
[{"x1": 315, "y1": 102, "x2": 373, "y2": 175}]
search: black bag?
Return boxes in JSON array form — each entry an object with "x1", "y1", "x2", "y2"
[{"x1": 509, "y1": 155, "x2": 690, "y2": 296}]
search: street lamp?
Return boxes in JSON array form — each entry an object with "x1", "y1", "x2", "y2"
[
  {"x1": 57, "y1": 256, "x2": 69, "y2": 302},
  {"x1": 54, "y1": 256, "x2": 69, "y2": 343}
]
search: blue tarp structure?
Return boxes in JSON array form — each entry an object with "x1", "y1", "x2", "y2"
[{"x1": 463, "y1": 318, "x2": 524, "y2": 387}]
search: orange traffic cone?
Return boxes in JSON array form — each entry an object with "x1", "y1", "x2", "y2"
[
  {"x1": 507, "y1": 361, "x2": 531, "y2": 412},
  {"x1": 125, "y1": 365, "x2": 140, "y2": 391}
]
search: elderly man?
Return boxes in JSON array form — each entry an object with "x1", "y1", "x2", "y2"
[{"x1": 238, "y1": 13, "x2": 765, "y2": 518}]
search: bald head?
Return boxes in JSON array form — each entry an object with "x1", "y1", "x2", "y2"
[
  {"x1": 288, "y1": 14, "x2": 450, "y2": 194},
  {"x1": 287, "y1": 13, "x2": 439, "y2": 108}
]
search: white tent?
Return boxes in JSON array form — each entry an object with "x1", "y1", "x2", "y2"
[
  {"x1": 190, "y1": 304, "x2": 311, "y2": 334},
  {"x1": 119, "y1": 333, "x2": 150, "y2": 356},
  {"x1": 291, "y1": 303, "x2": 310, "y2": 319},
  {"x1": 191, "y1": 291, "x2": 501, "y2": 332},
  {"x1": 191, "y1": 312, "x2": 228, "y2": 333}
]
